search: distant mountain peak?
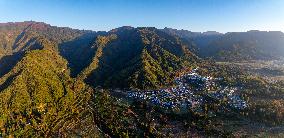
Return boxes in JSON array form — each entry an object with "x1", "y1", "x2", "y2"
[
  {"x1": 110, "y1": 26, "x2": 135, "y2": 32},
  {"x1": 202, "y1": 31, "x2": 223, "y2": 35}
]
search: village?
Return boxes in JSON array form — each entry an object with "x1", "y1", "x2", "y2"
[{"x1": 127, "y1": 68, "x2": 248, "y2": 113}]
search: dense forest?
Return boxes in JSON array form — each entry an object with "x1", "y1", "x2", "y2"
[{"x1": 0, "y1": 22, "x2": 283, "y2": 137}]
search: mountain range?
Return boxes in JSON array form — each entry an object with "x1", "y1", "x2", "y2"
[
  {"x1": 162, "y1": 28, "x2": 284, "y2": 61},
  {"x1": 1, "y1": 22, "x2": 283, "y2": 83},
  {"x1": 0, "y1": 21, "x2": 284, "y2": 137}
]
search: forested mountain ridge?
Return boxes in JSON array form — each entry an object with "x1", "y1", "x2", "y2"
[
  {"x1": 0, "y1": 47, "x2": 98, "y2": 137},
  {"x1": 0, "y1": 22, "x2": 200, "y2": 90},
  {"x1": 162, "y1": 28, "x2": 284, "y2": 61},
  {"x1": 81, "y1": 26, "x2": 199, "y2": 89},
  {"x1": 0, "y1": 21, "x2": 97, "y2": 77},
  {"x1": 0, "y1": 22, "x2": 100, "y2": 136},
  {"x1": 0, "y1": 21, "x2": 93, "y2": 56}
]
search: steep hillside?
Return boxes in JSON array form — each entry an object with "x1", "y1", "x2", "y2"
[
  {"x1": 80, "y1": 27, "x2": 199, "y2": 89},
  {"x1": 0, "y1": 21, "x2": 97, "y2": 78},
  {"x1": 0, "y1": 22, "x2": 31, "y2": 58},
  {"x1": 0, "y1": 36, "x2": 59, "y2": 77},
  {"x1": 0, "y1": 48, "x2": 98, "y2": 137}
]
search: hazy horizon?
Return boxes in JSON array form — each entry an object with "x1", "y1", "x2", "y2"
[
  {"x1": 0, "y1": 0, "x2": 284, "y2": 33},
  {"x1": 2, "y1": 20, "x2": 284, "y2": 34}
]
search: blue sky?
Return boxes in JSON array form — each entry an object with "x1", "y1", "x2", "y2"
[{"x1": 0, "y1": 0, "x2": 283, "y2": 33}]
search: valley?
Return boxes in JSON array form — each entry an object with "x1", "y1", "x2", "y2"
[
  {"x1": 217, "y1": 59, "x2": 284, "y2": 82},
  {"x1": 0, "y1": 21, "x2": 283, "y2": 137}
]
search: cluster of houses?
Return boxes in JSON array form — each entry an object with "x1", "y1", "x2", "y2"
[
  {"x1": 127, "y1": 87, "x2": 204, "y2": 111},
  {"x1": 127, "y1": 68, "x2": 248, "y2": 112},
  {"x1": 208, "y1": 87, "x2": 248, "y2": 110},
  {"x1": 174, "y1": 68, "x2": 221, "y2": 91}
]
